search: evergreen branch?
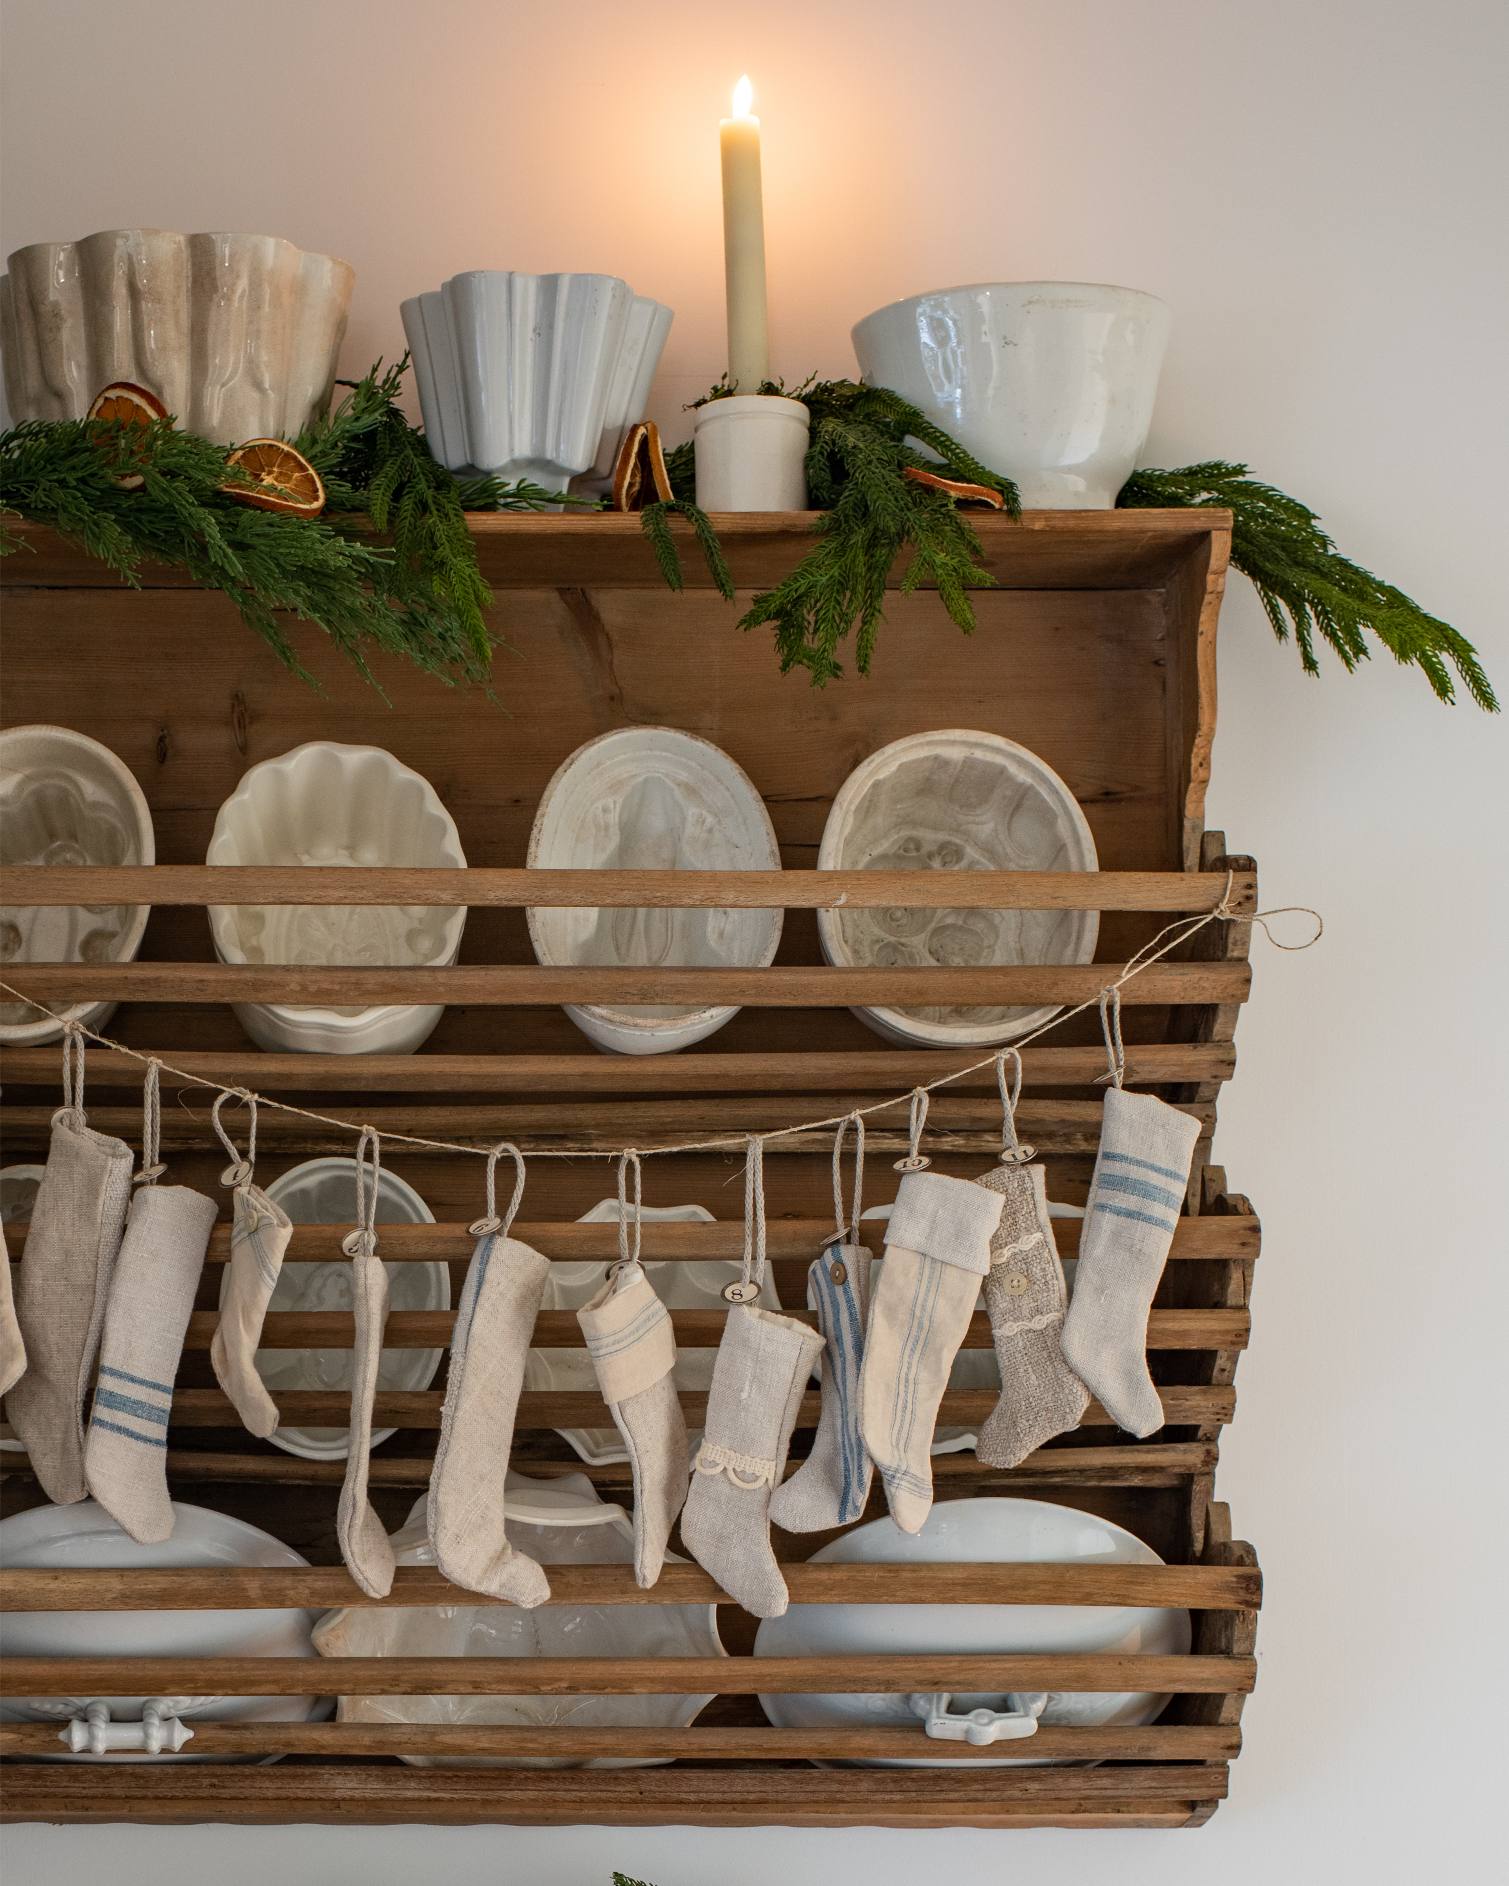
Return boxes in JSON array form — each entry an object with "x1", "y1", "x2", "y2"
[
  {"x1": 1119, "y1": 461, "x2": 1497, "y2": 709},
  {"x1": 638, "y1": 497, "x2": 734, "y2": 598}
]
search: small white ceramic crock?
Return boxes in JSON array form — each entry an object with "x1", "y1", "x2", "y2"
[
  {"x1": 852, "y1": 282, "x2": 1169, "y2": 508},
  {"x1": 206, "y1": 742, "x2": 466, "y2": 1056},
  {"x1": 693, "y1": 394, "x2": 810, "y2": 510},
  {"x1": 0, "y1": 725, "x2": 155, "y2": 1048}
]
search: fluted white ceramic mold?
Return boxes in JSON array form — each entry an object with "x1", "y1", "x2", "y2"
[
  {"x1": 312, "y1": 1473, "x2": 724, "y2": 1769},
  {"x1": 400, "y1": 272, "x2": 640, "y2": 495},
  {"x1": 206, "y1": 743, "x2": 466, "y2": 1056},
  {"x1": 526, "y1": 727, "x2": 783, "y2": 1055},
  {"x1": 755, "y1": 1498, "x2": 1189, "y2": 1767},
  {"x1": 1, "y1": 231, "x2": 353, "y2": 443},
  {"x1": 852, "y1": 282, "x2": 1170, "y2": 508},
  {"x1": 573, "y1": 294, "x2": 675, "y2": 496},
  {"x1": 235, "y1": 1156, "x2": 449, "y2": 1462},
  {"x1": 524, "y1": 1199, "x2": 782, "y2": 1464},
  {"x1": 0, "y1": 1500, "x2": 328, "y2": 1763},
  {"x1": 816, "y1": 731, "x2": 1098, "y2": 1049},
  {"x1": 0, "y1": 725, "x2": 155, "y2": 1047}
]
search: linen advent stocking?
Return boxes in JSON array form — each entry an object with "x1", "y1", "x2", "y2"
[
  {"x1": 427, "y1": 1143, "x2": 551, "y2": 1609},
  {"x1": 681, "y1": 1140, "x2": 823, "y2": 1618},
  {"x1": 209, "y1": 1092, "x2": 293, "y2": 1440},
  {"x1": 8, "y1": 1032, "x2": 133, "y2": 1505},
  {"x1": 1061, "y1": 1084, "x2": 1201, "y2": 1438},
  {"x1": 860, "y1": 1158, "x2": 1002, "y2": 1533},
  {"x1": 337, "y1": 1132, "x2": 398, "y2": 1599},
  {"x1": 0, "y1": 1224, "x2": 26, "y2": 1399},
  {"x1": 770, "y1": 1116, "x2": 874, "y2": 1533}
]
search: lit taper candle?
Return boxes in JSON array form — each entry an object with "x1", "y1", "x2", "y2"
[{"x1": 719, "y1": 74, "x2": 769, "y2": 389}]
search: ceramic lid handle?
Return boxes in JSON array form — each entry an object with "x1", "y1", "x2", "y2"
[{"x1": 906, "y1": 1691, "x2": 1047, "y2": 1746}]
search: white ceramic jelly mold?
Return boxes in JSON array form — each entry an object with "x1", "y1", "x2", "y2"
[{"x1": 206, "y1": 742, "x2": 466, "y2": 1055}]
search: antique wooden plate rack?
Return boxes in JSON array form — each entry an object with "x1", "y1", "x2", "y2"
[{"x1": 0, "y1": 509, "x2": 1261, "y2": 1828}]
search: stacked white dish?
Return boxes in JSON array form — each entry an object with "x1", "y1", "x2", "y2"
[
  {"x1": 206, "y1": 742, "x2": 466, "y2": 1055},
  {"x1": 400, "y1": 272, "x2": 672, "y2": 500},
  {"x1": 0, "y1": 1501, "x2": 328, "y2": 1763},
  {"x1": 755, "y1": 1498, "x2": 1190, "y2": 1766},
  {"x1": 527, "y1": 727, "x2": 783, "y2": 1055},
  {"x1": 0, "y1": 725, "x2": 155, "y2": 1047},
  {"x1": 313, "y1": 1471, "x2": 724, "y2": 1768},
  {"x1": 233, "y1": 1155, "x2": 449, "y2": 1461}
]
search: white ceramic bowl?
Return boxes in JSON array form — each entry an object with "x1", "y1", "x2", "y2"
[
  {"x1": 313, "y1": 1472, "x2": 724, "y2": 1768},
  {"x1": 816, "y1": 730, "x2": 1098, "y2": 1049},
  {"x1": 207, "y1": 743, "x2": 466, "y2": 1055},
  {"x1": 755, "y1": 1497, "x2": 1190, "y2": 1766},
  {"x1": 1, "y1": 231, "x2": 353, "y2": 444},
  {"x1": 0, "y1": 725, "x2": 155, "y2": 1047},
  {"x1": 400, "y1": 272, "x2": 638, "y2": 494},
  {"x1": 527, "y1": 727, "x2": 783, "y2": 1055},
  {"x1": 525, "y1": 1198, "x2": 782, "y2": 1464},
  {"x1": 235, "y1": 1156, "x2": 448, "y2": 1461},
  {"x1": 0, "y1": 1500, "x2": 328, "y2": 1762},
  {"x1": 852, "y1": 282, "x2": 1170, "y2": 508}
]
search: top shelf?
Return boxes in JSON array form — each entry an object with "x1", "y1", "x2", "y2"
[{"x1": 1, "y1": 508, "x2": 1232, "y2": 593}]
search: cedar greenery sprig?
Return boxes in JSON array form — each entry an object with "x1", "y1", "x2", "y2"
[{"x1": 1119, "y1": 461, "x2": 1497, "y2": 710}]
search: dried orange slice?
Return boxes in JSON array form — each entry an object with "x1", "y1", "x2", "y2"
[
  {"x1": 904, "y1": 466, "x2": 1008, "y2": 509},
  {"x1": 87, "y1": 381, "x2": 169, "y2": 487},
  {"x1": 222, "y1": 439, "x2": 326, "y2": 517},
  {"x1": 611, "y1": 420, "x2": 675, "y2": 511}
]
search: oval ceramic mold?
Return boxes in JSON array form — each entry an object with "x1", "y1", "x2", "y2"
[
  {"x1": 239, "y1": 1155, "x2": 448, "y2": 1461},
  {"x1": 816, "y1": 730, "x2": 1098, "y2": 1049},
  {"x1": 0, "y1": 725, "x2": 155, "y2": 1047},
  {"x1": 207, "y1": 742, "x2": 466, "y2": 1055},
  {"x1": 527, "y1": 727, "x2": 783, "y2": 1055}
]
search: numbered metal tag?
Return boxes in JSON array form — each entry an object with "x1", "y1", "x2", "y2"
[{"x1": 722, "y1": 1279, "x2": 761, "y2": 1305}]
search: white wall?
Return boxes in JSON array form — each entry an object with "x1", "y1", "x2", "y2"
[{"x1": 2, "y1": 0, "x2": 1505, "y2": 1879}]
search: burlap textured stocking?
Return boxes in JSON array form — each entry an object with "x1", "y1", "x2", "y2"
[
  {"x1": 0, "y1": 1223, "x2": 26, "y2": 1399},
  {"x1": 8, "y1": 1030, "x2": 132, "y2": 1504},
  {"x1": 337, "y1": 1131, "x2": 398, "y2": 1599},
  {"x1": 208, "y1": 1091, "x2": 293, "y2": 1440}
]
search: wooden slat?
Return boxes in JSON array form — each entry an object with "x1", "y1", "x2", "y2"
[
  {"x1": 177, "y1": 1305, "x2": 1248, "y2": 1352},
  {"x1": 0, "y1": 863, "x2": 1256, "y2": 913},
  {"x1": 0, "y1": 1653, "x2": 1254, "y2": 1697},
  {"x1": 5, "y1": 1214, "x2": 1262, "y2": 1262},
  {"x1": 0, "y1": 959, "x2": 1251, "y2": 1007},
  {"x1": 125, "y1": 1384, "x2": 1235, "y2": 1429},
  {"x1": 0, "y1": 1041, "x2": 1238, "y2": 1093},
  {"x1": 0, "y1": 1559, "x2": 1260, "y2": 1612},
  {"x1": 0, "y1": 1720, "x2": 1240, "y2": 1761}
]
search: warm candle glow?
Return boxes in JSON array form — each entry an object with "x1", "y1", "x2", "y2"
[
  {"x1": 732, "y1": 74, "x2": 755, "y2": 120},
  {"x1": 719, "y1": 75, "x2": 769, "y2": 387}
]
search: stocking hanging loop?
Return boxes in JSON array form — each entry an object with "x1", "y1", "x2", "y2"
[
  {"x1": 211, "y1": 1089, "x2": 258, "y2": 1190},
  {"x1": 610, "y1": 1149, "x2": 644, "y2": 1273},
  {"x1": 724, "y1": 1136, "x2": 766, "y2": 1304},
  {"x1": 831, "y1": 1112, "x2": 866, "y2": 1244},
  {"x1": 57, "y1": 1022, "x2": 87, "y2": 1129},
  {"x1": 134, "y1": 1058, "x2": 167, "y2": 1185},
  {"x1": 469, "y1": 1140, "x2": 525, "y2": 1239},
  {"x1": 1098, "y1": 986, "x2": 1126, "y2": 1089},
  {"x1": 995, "y1": 1049, "x2": 1035, "y2": 1166},
  {"x1": 893, "y1": 1087, "x2": 932, "y2": 1173},
  {"x1": 342, "y1": 1126, "x2": 382, "y2": 1259}
]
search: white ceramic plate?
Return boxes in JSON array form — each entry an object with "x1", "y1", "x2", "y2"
[
  {"x1": 816, "y1": 730, "x2": 1099, "y2": 1048},
  {"x1": 0, "y1": 725, "x2": 155, "y2": 1047},
  {"x1": 755, "y1": 1497, "x2": 1190, "y2": 1766},
  {"x1": 524, "y1": 1199, "x2": 781, "y2": 1464},
  {"x1": 0, "y1": 1500, "x2": 328, "y2": 1762},
  {"x1": 232, "y1": 1156, "x2": 448, "y2": 1461}
]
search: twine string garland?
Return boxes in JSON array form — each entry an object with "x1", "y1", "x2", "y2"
[{"x1": 0, "y1": 881, "x2": 1322, "y2": 1179}]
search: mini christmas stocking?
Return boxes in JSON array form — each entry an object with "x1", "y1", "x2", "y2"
[
  {"x1": 860, "y1": 1169, "x2": 1002, "y2": 1534},
  {"x1": 768, "y1": 1240, "x2": 873, "y2": 1532},
  {"x1": 86, "y1": 1180, "x2": 217, "y2": 1542},
  {"x1": 681, "y1": 1303, "x2": 824, "y2": 1618},
  {"x1": 0, "y1": 1223, "x2": 27, "y2": 1399},
  {"x1": 1061, "y1": 1086, "x2": 1202, "y2": 1438},
  {"x1": 338, "y1": 1245, "x2": 396, "y2": 1598},
  {"x1": 579, "y1": 1260, "x2": 688, "y2": 1587},
  {"x1": 973, "y1": 1160, "x2": 1088, "y2": 1467},
  {"x1": 428, "y1": 1220, "x2": 552, "y2": 1609},
  {"x1": 8, "y1": 1051, "x2": 134, "y2": 1503},
  {"x1": 210, "y1": 1181, "x2": 293, "y2": 1440}
]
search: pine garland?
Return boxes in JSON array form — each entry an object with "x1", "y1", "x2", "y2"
[{"x1": 1119, "y1": 461, "x2": 1496, "y2": 710}]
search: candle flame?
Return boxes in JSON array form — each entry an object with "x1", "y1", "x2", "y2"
[{"x1": 732, "y1": 74, "x2": 754, "y2": 119}]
